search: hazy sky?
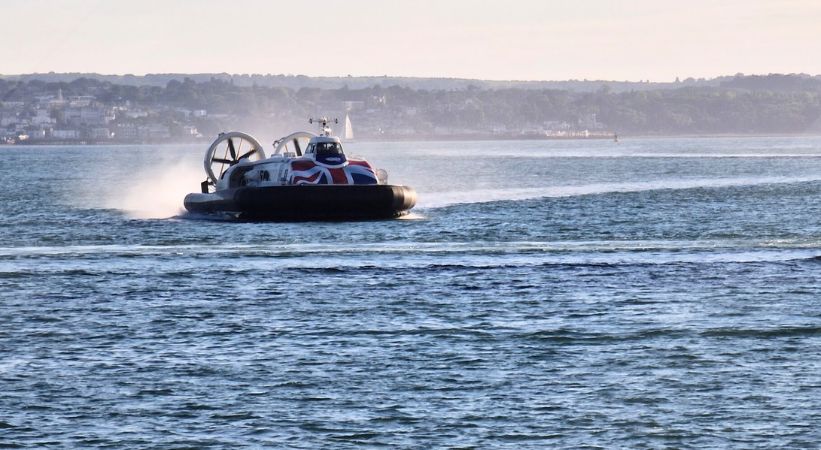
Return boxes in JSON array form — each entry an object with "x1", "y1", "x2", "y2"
[{"x1": 1, "y1": 0, "x2": 820, "y2": 81}]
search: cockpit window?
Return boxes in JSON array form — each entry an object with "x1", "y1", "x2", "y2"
[{"x1": 315, "y1": 142, "x2": 343, "y2": 156}]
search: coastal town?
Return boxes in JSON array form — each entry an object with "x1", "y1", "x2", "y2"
[
  {"x1": 0, "y1": 87, "x2": 204, "y2": 144},
  {"x1": 0, "y1": 87, "x2": 611, "y2": 145},
  {"x1": 0, "y1": 76, "x2": 615, "y2": 144}
]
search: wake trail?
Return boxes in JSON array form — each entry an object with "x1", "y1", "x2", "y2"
[{"x1": 417, "y1": 175, "x2": 821, "y2": 209}]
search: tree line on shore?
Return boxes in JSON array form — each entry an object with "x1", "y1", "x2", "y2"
[{"x1": 2, "y1": 73, "x2": 820, "y2": 137}]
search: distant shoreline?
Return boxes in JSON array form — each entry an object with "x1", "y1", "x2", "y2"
[
  {"x1": 4, "y1": 73, "x2": 820, "y2": 147},
  {"x1": 3, "y1": 133, "x2": 821, "y2": 147}
]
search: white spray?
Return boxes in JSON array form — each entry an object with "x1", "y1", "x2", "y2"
[{"x1": 105, "y1": 160, "x2": 204, "y2": 219}]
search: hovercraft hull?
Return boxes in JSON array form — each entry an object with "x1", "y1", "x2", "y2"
[{"x1": 184, "y1": 185, "x2": 416, "y2": 221}]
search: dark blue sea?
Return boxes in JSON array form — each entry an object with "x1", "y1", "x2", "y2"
[{"x1": 2, "y1": 136, "x2": 821, "y2": 448}]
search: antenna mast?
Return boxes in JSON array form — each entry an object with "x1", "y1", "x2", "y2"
[{"x1": 308, "y1": 116, "x2": 338, "y2": 136}]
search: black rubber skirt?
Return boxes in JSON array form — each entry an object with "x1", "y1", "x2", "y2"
[{"x1": 184, "y1": 185, "x2": 416, "y2": 221}]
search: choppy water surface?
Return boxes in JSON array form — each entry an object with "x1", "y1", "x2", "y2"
[{"x1": 2, "y1": 136, "x2": 821, "y2": 448}]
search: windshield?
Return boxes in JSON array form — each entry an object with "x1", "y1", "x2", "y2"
[{"x1": 315, "y1": 142, "x2": 343, "y2": 156}]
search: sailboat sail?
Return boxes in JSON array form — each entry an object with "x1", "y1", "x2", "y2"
[{"x1": 344, "y1": 114, "x2": 354, "y2": 140}]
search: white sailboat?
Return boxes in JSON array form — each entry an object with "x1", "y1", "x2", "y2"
[{"x1": 343, "y1": 113, "x2": 354, "y2": 140}]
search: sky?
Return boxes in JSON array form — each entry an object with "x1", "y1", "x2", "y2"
[{"x1": 1, "y1": 0, "x2": 820, "y2": 81}]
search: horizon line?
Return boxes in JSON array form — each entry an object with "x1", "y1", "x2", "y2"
[{"x1": 2, "y1": 71, "x2": 821, "y2": 85}]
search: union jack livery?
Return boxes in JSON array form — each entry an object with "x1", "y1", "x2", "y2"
[{"x1": 290, "y1": 159, "x2": 378, "y2": 185}]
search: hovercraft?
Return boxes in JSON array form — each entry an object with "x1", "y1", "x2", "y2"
[{"x1": 184, "y1": 117, "x2": 416, "y2": 221}]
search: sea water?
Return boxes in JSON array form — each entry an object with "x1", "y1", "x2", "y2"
[{"x1": 1, "y1": 137, "x2": 820, "y2": 448}]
